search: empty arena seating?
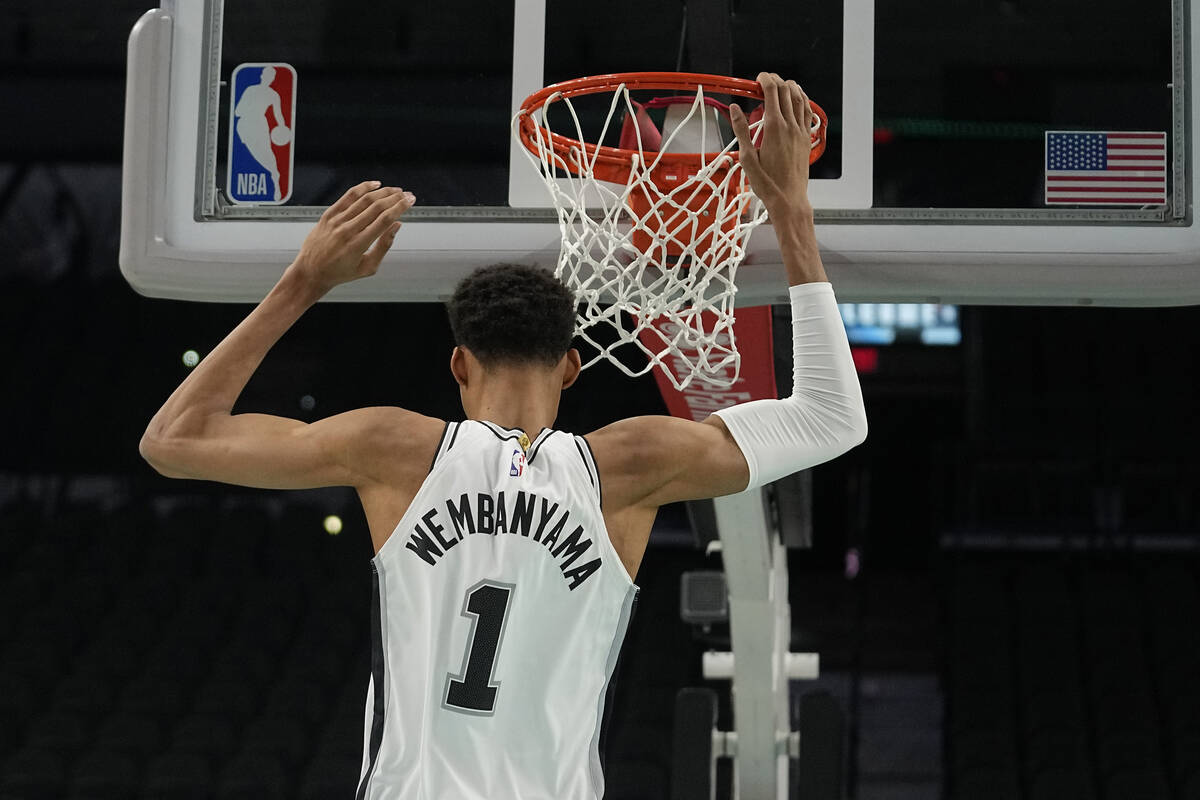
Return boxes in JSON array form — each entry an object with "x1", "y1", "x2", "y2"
[
  {"x1": 0, "y1": 497, "x2": 373, "y2": 800},
  {"x1": 946, "y1": 557, "x2": 1200, "y2": 800}
]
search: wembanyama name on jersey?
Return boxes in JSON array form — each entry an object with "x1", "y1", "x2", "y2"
[{"x1": 402, "y1": 488, "x2": 601, "y2": 591}]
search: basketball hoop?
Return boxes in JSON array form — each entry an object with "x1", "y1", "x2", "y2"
[{"x1": 513, "y1": 72, "x2": 827, "y2": 389}]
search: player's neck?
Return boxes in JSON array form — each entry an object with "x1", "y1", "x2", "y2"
[{"x1": 465, "y1": 367, "x2": 561, "y2": 435}]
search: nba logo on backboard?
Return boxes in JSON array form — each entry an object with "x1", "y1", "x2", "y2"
[
  {"x1": 509, "y1": 450, "x2": 525, "y2": 477},
  {"x1": 227, "y1": 63, "x2": 296, "y2": 205}
]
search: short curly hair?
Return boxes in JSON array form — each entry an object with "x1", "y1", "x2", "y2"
[{"x1": 446, "y1": 264, "x2": 577, "y2": 367}]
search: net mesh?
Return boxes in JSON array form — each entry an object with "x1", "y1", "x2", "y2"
[{"x1": 514, "y1": 84, "x2": 768, "y2": 390}]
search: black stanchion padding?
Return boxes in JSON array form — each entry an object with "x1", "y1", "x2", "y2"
[
  {"x1": 797, "y1": 689, "x2": 846, "y2": 800},
  {"x1": 770, "y1": 469, "x2": 814, "y2": 550},
  {"x1": 671, "y1": 687, "x2": 718, "y2": 800}
]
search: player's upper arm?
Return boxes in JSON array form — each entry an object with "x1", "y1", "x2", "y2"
[
  {"x1": 584, "y1": 415, "x2": 751, "y2": 511},
  {"x1": 140, "y1": 406, "x2": 443, "y2": 490}
]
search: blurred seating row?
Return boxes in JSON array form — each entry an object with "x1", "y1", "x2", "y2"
[
  {"x1": 1, "y1": 497, "x2": 371, "y2": 799},
  {"x1": 945, "y1": 557, "x2": 1200, "y2": 800}
]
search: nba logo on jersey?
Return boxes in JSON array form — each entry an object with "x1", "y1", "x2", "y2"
[
  {"x1": 227, "y1": 63, "x2": 297, "y2": 205},
  {"x1": 509, "y1": 449, "x2": 525, "y2": 477}
]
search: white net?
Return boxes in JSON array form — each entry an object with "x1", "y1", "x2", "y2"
[{"x1": 513, "y1": 84, "x2": 768, "y2": 390}]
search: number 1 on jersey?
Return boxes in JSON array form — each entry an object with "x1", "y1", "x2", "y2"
[{"x1": 445, "y1": 582, "x2": 513, "y2": 714}]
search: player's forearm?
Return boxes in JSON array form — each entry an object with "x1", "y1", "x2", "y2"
[
  {"x1": 773, "y1": 206, "x2": 828, "y2": 286},
  {"x1": 142, "y1": 265, "x2": 324, "y2": 446}
]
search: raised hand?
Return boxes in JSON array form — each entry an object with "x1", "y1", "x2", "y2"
[
  {"x1": 729, "y1": 73, "x2": 815, "y2": 218},
  {"x1": 292, "y1": 181, "x2": 416, "y2": 291}
]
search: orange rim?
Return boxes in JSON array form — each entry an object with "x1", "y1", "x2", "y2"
[{"x1": 516, "y1": 71, "x2": 828, "y2": 183}]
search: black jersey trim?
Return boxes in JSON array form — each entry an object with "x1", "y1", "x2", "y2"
[
  {"x1": 475, "y1": 420, "x2": 553, "y2": 463},
  {"x1": 579, "y1": 436, "x2": 604, "y2": 510},
  {"x1": 526, "y1": 429, "x2": 555, "y2": 465},
  {"x1": 427, "y1": 421, "x2": 451, "y2": 475},
  {"x1": 572, "y1": 438, "x2": 595, "y2": 488},
  {"x1": 355, "y1": 565, "x2": 387, "y2": 800},
  {"x1": 478, "y1": 420, "x2": 523, "y2": 442},
  {"x1": 596, "y1": 589, "x2": 638, "y2": 777},
  {"x1": 480, "y1": 419, "x2": 536, "y2": 435},
  {"x1": 478, "y1": 419, "x2": 550, "y2": 442},
  {"x1": 445, "y1": 420, "x2": 463, "y2": 453}
]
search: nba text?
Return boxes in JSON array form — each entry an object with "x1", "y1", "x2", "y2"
[
  {"x1": 404, "y1": 491, "x2": 601, "y2": 591},
  {"x1": 235, "y1": 173, "x2": 273, "y2": 198}
]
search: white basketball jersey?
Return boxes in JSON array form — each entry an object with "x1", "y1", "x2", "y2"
[{"x1": 356, "y1": 419, "x2": 640, "y2": 800}]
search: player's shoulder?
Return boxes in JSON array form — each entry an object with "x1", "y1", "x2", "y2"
[
  {"x1": 583, "y1": 414, "x2": 734, "y2": 477},
  {"x1": 584, "y1": 414, "x2": 719, "y2": 446},
  {"x1": 348, "y1": 405, "x2": 444, "y2": 434},
  {"x1": 584, "y1": 415, "x2": 680, "y2": 467},
  {"x1": 329, "y1": 407, "x2": 449, "y2": 491},
  {"x1": 582, "y1": 414, "x2": 746, "y2": 510},
  {"x1": 340, "y1": 406, "x2": 447, "y2": 463}
]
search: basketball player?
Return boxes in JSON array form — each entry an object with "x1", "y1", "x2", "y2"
[{"x1": 140, "y1": 74, "x2": 867, "y2": 799}]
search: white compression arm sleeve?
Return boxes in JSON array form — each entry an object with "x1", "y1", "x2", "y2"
[{"x1": 713, "y1": 282, "x2": 868, "y2": 490}]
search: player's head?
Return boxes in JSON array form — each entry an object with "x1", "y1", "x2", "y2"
[
  {"x1": 261, "y1": 66, "x2": 276, "y2": 85},
  {"x1": 447, "y1": 264, "x2": 577, "y2": 371}
]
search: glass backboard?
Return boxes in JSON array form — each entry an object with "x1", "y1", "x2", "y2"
[{"x1": 121, "y1": 0, "x2": 1199, "y2": 306}]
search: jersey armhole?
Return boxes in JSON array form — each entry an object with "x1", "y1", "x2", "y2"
[
  {"x1": 428, "y1": 421, "x2": 460, "y2": 474},
  {"x1": 573, "y1": 435, "x2": 603, "y2": 510}
]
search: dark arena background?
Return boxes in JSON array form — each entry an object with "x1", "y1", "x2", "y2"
[{"x1": 3, "y1": 2, "x2": 1200, "y2": 800}]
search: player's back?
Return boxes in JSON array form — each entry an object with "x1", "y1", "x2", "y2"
[{"x1": 356, "y1": 419, "x2": 640, "y2": 800}]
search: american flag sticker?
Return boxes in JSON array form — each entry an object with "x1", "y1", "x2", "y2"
[{"x1": 1045, "y1": 131, "x2": 1167, "y2": 206}]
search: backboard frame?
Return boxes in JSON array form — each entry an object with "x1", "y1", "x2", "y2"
[{"x1": 121, "y1": 0, "x2": 1200, "y2": 306}]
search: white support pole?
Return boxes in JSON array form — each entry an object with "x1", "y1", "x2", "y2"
[
  {"x1": 703, "y1": 651, "x2": 821, "y2": 681},
  {"x1": 713, "y1": 731, "x2": 801, "y2": 759},
  {"x1": 712, "y1": 488, "x2": 798, "y2": 800}
]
